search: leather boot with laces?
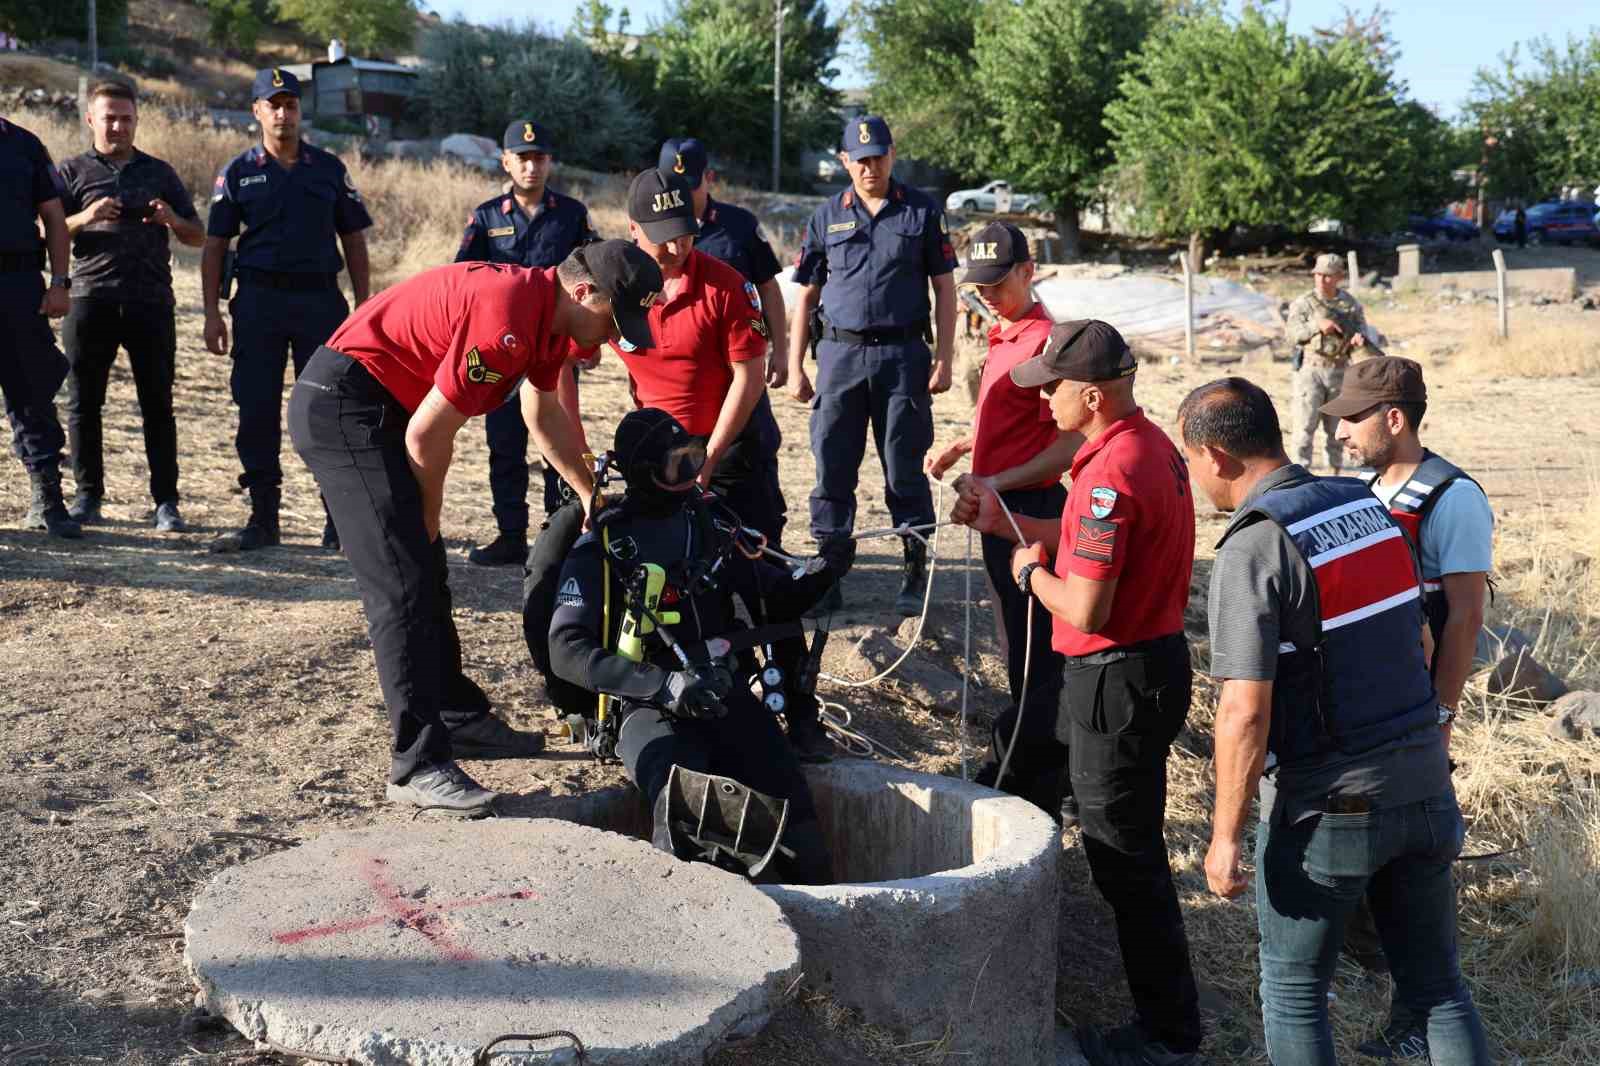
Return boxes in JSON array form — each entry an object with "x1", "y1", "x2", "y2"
[
  {"x1": 894, "y1": 537, "x2": 928, "y2": 617},
  {"x1": 468, "y1": 530, "x2": 528, "y2": 567},
  {"x1": 210, "y1": 486, "x2": 280, "y2": 553},
  {"x1": 24, "y1": 469, "x2": 83, "y2": 539}
]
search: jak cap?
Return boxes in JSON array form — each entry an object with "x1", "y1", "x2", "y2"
[
  {"x1": 579, "y1": 239, "x2": 665, "y2": 351},
  {"x1": 252, "y1": 68, "x2": 301, "y2": 101},
  {"x1": 627, "y1": 168, "x2": 699, "y2": 244},
  {"x1": 1318, "y1": 356, "x2": 1427, "y2": 418},
  {"x1": 503, "y1": 118, "x2": 555, "y2": 155},
  {"x1": 843, "y1": 115, "x2": 893, "y2": 161},
  {"x1": 1312, "y1": 252, "x2": 1346, "y2": 276},
  {"x1": 960, "y1": 222, "x2": 1031, "y2": 286},
  {"x1": 658, "y1": 138, "x2": 708, "y2": 189},
  {"x1": 1010, "y1": 319, "x2": 1135, "y2": 388}
]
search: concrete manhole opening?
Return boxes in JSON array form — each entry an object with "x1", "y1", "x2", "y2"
[
  {"x1": 183, "y1": 819, "x2": 799, "y2": 1065},
  {"x1": 522, "y1": 759, "x2": 1063, "y2": 1066}
]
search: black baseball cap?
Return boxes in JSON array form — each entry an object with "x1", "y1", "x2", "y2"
[
  {"x1": 578, "y1": 239, "x2": 664, "y2": 351},
  {"x1": 842, "y1": 115, "x2": 892, "y2": 161},
  {"x1": 1319, "y1": 356, "x2": 1427, "y2": 418},
  {"x1": 960, "y1": 222, "x2": 1031, "y2": 286},
  {"x1": 503, "y1": 118, "x2": 554, "y2": 155},
  {"x1": 1011, "y1": 320, "x2": 1136, "y2": 387},
  {"x1": 657, "y1": 138, "x2": 708, "y2": 189},
  {"x1": 627, "y1": 168, "x2": 699, "y2": 244},
  {"x1": 252, "y1": 68, "x2": 301, "y2": 101}
]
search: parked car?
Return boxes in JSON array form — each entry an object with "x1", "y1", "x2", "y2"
[
  {"x1": 1404, "y1": 212, "x2": 1480, "y2": 241},
  {"x1": 944, "y1": 180, "x2": 1043, "y2": 214},
  {"x1": 1493, "y1": 201, "x2": 1600, "y2": 245}
]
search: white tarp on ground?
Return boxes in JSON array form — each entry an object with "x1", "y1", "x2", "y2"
[{"x1": 1032, "y1": 272, "x2": 1282, "y2": 342}]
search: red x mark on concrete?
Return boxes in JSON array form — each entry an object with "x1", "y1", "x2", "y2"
[{"x1": 271, "y1": 855, "x2": 539, "y2": 962}]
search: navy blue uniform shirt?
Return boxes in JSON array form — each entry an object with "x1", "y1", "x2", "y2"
[
  {"x1": 0, "y1": 118, "x2": 62, "y2": 253},
  {"x1": 792, "y1": 180, "x2": 955, "y2": 333},
  {"x1": 206, "y1": 142, "x2": 372, "y2": 274},
  {"x1": 454, "y1": 188, "x2": 594, "y2": 268},
  {"x1": 696, "y1": 197, "x2": 781, "y2": 285}
]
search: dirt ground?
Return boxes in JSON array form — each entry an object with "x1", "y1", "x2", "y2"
[{"x1": 2, "y1": 243, "x2": 1598, "y2": 1065}]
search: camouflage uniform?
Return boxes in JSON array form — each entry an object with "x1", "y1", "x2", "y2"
[{"x1": 1286, "y1": 287, "x2": 1372, "y2": 471}]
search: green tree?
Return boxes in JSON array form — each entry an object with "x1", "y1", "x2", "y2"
[
  {"x1": 650, "y1": 0, "x2": 841, "y2": 184},
  {"x1": 854, "y1": 0, "x2": 985, "y2": 176},
  {"x1": 203, "y1": 0, "x2": 271, "y2": 53},
  {"x1": 1468, "y1": 32, "x2": 1600, "y2": 202},
  {"x1": 272, "y1": 0, "x2": 416, "y2": 55},
  {"x1": 973, "y1": 0, "x2": 1163, "y2": 257}
]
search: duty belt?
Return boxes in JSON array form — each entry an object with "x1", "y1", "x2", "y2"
[
  {"x1": 236, "y1": 267, "x2": 340, "y2": 292},
  {"x1": 821, "y1": 322, "x2": 926, "y2": 346},
  {"x1": 0, "y1": 249, "x2": 45, "y2": 273}
]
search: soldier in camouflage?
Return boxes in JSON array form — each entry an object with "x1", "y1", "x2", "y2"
[{"x1": 1285, "y1": 253, "x2": 1382, "y2": 473}]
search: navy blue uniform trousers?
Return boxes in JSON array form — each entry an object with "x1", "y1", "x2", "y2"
[
  {"x1": 230, "y1": 282, "x2": 347, "y2": 490},
  {"x1": 289, "y1": 347, "x2": 494, "y2": 783},
  {"x1": 808, "y1": 337, "x2": 934, "y2": 540},
  {"x1": 483, "y1": 367, "x2": 575, "y2": 532},
  {"x1": 0, "y1": 271, "x2": 67, "y2": 473}
]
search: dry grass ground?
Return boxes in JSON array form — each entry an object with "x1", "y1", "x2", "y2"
[{"x1": 2, "y1": 106, "x2": 1598, "y2": 1064}]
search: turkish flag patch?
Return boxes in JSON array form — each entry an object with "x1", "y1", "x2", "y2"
[{"x1": 1073, "y1": 516, "x2": 1117, "y2": 562}]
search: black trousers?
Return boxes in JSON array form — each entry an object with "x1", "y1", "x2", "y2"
[
  {"x1": 972, "y1": 484, "x2": 1070, "y2": 815},
  {"x1": 484, "y1": 368, "x2": 574, "y2": 533},
  {"x1": 61, "y1": 296, "x2": 179, "y2": 504},
  {"x1": 1064, "y1": 632, "x2": 1202, "y2": 1053},
  {"x1": 0, "y1": 271, "x2": 68, "y2": 474},
  {"x1": 616, "y1": 692, "x2": 831, "y2": 884},
  {"x1": 288, "y1": 347, "x2": 494, "y2": 783},
  {"x1": 231, "y1": 282, "x2": 347, "y2": 490}
]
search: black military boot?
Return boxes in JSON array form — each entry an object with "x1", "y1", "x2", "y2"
[
  {"x1": 23, "y1": 469, "x2": 83, "y2": 539},
  {"x1": 67, "y1": 492, "x2": 103, "y2": 525},
  {"x1": 210, "y1": 486, "x2": 280, "y2": 553},
  {"x1": 894, "y1": 537, "x2": 928, "y2": 617},
  {"x1": 468, "y1": 529, "x2": 528, "y2": 567}
]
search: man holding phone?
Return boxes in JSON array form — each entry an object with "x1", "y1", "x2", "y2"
[{"x1": 55, "y1": 80, "x2": 204, "y2": 531}]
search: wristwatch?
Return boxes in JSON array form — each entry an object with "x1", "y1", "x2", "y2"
[
  {"x1": 1015, "y1": 561, "x2": 1042, "y2": 595},
  {"x1": 1437, "y1": 704, "x2": 1457, "y2": 725},
  {"x1": 49, "y1": 274, "x2": 70, "y2": 290}
]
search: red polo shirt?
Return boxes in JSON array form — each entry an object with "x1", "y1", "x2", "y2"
[
  {"x1": 608, "y1": 250, "x2": 767, "y2": 436},
  {"x1": 328, "y1": 262, "x2": 569, "y2": 415},
  {"x1": 1051, "y1": 408, "x2": 1194, "y2": 656},
  {"x1": 972, "y1": 303, "x2": 1057, "y2": 487}
]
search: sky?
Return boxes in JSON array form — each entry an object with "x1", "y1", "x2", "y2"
[{"x1": 426, "y1": 0, "x2": 1596, "y2": 120}]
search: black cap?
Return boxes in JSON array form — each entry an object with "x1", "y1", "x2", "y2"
[
  {"x1": 503, "y1": 118, "x2": 554, "y2": 154},
  {"x1": 959, "y1": 222, "x2": 1031, "y2": 286},
  {"x1": 657, "y1": 138, "x2": 708, "y2": 189},
  {"x1": 580, "y1": 239, "x2": 664, "y2": 351},
  {"x1": 252, "y1": 68, "x2": 301, "y2": 101},
  {"x1": 627, "y1": 168, "x2": 699, "y2": 243},
  {"x1": 842, "y1": 115, "x2": 893, "y2": 160},
  {"x1": 1010, "y1": 320, "x2": 1136, "y2": 388}
]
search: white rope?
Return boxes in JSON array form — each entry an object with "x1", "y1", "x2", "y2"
[
  {"x1": 959, "y1": 523, "x2": 973, "y2": 780},
  {"x1": 984, "y1": 486, "x2": 1038, "y2": 792}
]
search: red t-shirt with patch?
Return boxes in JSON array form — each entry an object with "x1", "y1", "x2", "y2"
[
  {"x1": 607, "y1": 250, "x2": 767, "y2": 436},
  {"x1": 972, "y1": 303, "x2": 1058, "y2": 486},
  {"x1": 328, "y1": 262, "x2": 568, "y2": 415},
  {"x1": 1051, "y1": 409, "x2": 1195, "y2": 656}
]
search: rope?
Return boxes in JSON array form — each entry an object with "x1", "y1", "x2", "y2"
[
  {"x1": 474, "y1": 1031, "x2": 587, "y2": 1064},
  {"x1": 978, "y1": 487, "x2": 1037, "y2": 792},
  {"x1": 959, "y1": 523, "x2": 973, "y2": 780}
]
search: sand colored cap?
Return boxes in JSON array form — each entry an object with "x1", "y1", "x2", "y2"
[{"x1": 1312, "y1": 253, "x2": 1346, "y2": 276}]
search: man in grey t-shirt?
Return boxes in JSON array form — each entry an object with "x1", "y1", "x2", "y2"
[{"x1": 1177, "y1": 377, "x2": 1489, "y2": 1066}]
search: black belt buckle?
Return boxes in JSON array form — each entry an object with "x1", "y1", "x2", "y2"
[{"x1": 1325, "y1": 793, "x2": 1372, "y2": 814}]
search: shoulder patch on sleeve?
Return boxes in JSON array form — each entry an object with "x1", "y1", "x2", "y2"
[{"x1": 1073, "y1": 516, "x2": 1118, "y2": 562}]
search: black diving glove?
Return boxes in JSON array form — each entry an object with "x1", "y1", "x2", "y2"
[
  {"x1": 819, "y1": 535, "x2": 856, "y2": 580},
  {"x1": 660, "y1": 664, "x2": 734, "y2": 719}
]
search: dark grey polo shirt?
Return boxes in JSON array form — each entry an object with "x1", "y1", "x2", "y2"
[{"x1": 56, "y1": 148, "x2": 197, "y2": 304}]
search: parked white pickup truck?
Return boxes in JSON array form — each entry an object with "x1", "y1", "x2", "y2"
[{"x1": 944, "y1": 180, "x2": 1043, "y2": 214}]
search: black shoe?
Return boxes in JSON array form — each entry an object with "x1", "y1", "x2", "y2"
[
  {"x1": 1356, "y1": 1013, "x2": 1429, "y2": 1060},
  {"x1": 1077, "y1": 1023, "x2": 1201, "y2": 1066},
  {"x1": 787, "y1": 717, "x2": 834, "y2": 763},
  {"x1": 895, "y1": 538, "x2": 928, "y2": 618},
  {"x1": 67, "y1": 494, "x2": 103, "y2": 525},
  {"x1": 468, "y1": 530, "x2": 528, "y2": 567},
  {"x1": 321, "y1": 518, "x2": 340, "y2": 551},
  {"x1": 154, "y1": 501, "x2": 187, "y2": 533},
  {"x1": 24, "y1": 472, "x2": 83, "y2": 539},
  {"x1": 384, "y1": 761, "x2": 497, "y2": 814},
  {"x1": 1061, "y1": 794, "x2": 1080, "y2": 830},
  {"x1": 449, "y1": 713, "x2": 547, "y2": 760},
  {"x1": 209, "y1": 518, "x2": 279, "y2": 553}
]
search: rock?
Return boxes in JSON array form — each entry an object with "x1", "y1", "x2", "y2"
[
  {"x1": 1486, "y1": 650, "x2": 1568, "y2": 705},
  {"x1": 382, "y1": 139, "x2": 432, "y2": 160},
  {"x1": 1474, "y1": 624, "x2": 1533, "y2": 668},
  {"x1": 847, "y1": 629, "x2": 962, "y2": 710},
  {"x1": 1545, "y1": 691, "x2": 1600, "y2": 741},
  {"x1": 439, "y1": 132, "x2": 498, "y2": 163}
]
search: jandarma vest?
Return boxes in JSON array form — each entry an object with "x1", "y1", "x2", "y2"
[
  {"x1": 1368, "y1": 450, "x2": 1482, "y2": 650},
  {"x1": 1218, "y1": 476, "x2": 1438, "y2": 768}
]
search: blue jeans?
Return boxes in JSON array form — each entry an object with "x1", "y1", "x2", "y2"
[{"x1": 1255, "y1": 792, "x2": 1491, "y2": 1065}]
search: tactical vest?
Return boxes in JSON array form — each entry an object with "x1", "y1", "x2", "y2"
[
  {"x1": 1368, "y1": 451, "x2": 1481, "y2": 651},
  {"x1": 1219, "y1": 476, "x2": 1437, "y2": 768}
]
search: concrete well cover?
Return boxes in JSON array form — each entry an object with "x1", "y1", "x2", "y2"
[{"x1": 184, "y1": 819, "x2": 800, "y2": 1065}]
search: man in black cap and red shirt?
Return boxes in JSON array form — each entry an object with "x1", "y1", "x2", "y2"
[
  {"x1": 954, "y1": 319, "x2": 1203, "y2": 1066},
  {"x1": 288, "y1": 239, "x2": 663, "y2": 814},
  {"x1": 930, "y1": 222, "x2": 1081, "y2": 820},
  {"x1": 457, "y1": 117, "x2": 598, "y2": 567}
]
